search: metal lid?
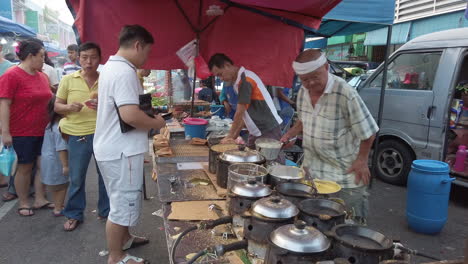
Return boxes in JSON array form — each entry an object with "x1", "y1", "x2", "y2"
[
  {"x1": 270, "y1": 221, "x2": 331, "y2": 253},
  {"x1": 251, "y1": 196, "x2": 299, "y2": 219},
  {"x1": 219, "y1": 149, "x2": 265, "y2": 163},
  {"x1": 231, "y1": 180, "x2": 272, "y2": 198}
]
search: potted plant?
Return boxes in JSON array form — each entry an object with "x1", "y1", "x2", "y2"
[{"x1": 456, "y1": 82, "x2": 468, "y2": 104}]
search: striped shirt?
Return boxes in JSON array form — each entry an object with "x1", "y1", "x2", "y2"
[
  {"x1": 62, "y1": 62, "x2": 81, "y2": 76},
  {"x1": 298, "y1": 73, "x2": 378, "y2": 188},
  {"x1": 234, "y1": 67, "x2": 282, "y2": 136}
]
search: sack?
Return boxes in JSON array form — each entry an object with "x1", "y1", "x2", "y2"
[
  {"x1": 194, "y1": 56, "x2": 211, "y2": 79},
  {"x1": 0, "y1": 146, "x2": 17, "y2": 177}
]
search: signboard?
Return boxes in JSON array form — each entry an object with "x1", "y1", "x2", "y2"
[
  {"x1": 25, "y1": 10, "x2": 39, "y2": 32},
  {"x1": 0, "y1": 0, "x2": 13, "y2": 20}
]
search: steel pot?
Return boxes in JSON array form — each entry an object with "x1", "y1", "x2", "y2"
[
  {"x1": 268, "y1": 165, "x2": 304, "y2": 187},
  {"x1": 226, "y1": 163, "x2": 267, "y2": 191},
  {"x1": 209, "y1": 144, "x2": 238, "y2": 174},
  {"x1": 255, "y1": 138, "x2": 283, "y2": 161},
  {"x1": 216, "y1": 148, "x2": 265, "y2": 188},
  {"x1": 229, "y1": 180, "x2": 272, "y2": 216},
  {"x1": 330, "y1": 224, "x2": 394, "y2": 264},
  {"x1": 275, "y1": 182, "x2": 316, "y2": 205},
  {"x1": 298, "y1": 198, "x2": 346, "y2": 232},
  {"x1": 244, "y1": 196, "x2": 298, "y2": 259},
  {"x1": 265, "y1": 221, "x2": 333, "y2": 264}
]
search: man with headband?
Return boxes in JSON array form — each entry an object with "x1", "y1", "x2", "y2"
[
  {"x1": 208, "y1": 53, "x2": 283, "y2": 152},
  {"x1": 281, "y1": 49, "x2": 378, "y2": 225}
]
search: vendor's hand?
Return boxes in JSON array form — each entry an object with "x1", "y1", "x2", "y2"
[
  {"x1": 2, "y1": 132, "x2": 12, "y2": 147},
  {"x1": 347, "y1": 158, "x2": 371, "y2": 185},
  {"x1": 220, "y1": 136, "x2": 236, "y2": 144},
  {"x1": 280, "y1": 134, "x2": 295, "y2": 149},
  {"x1": 85, "y1": 99, "x2": 98, "y2": 110},
  {"x1": 68, "y1": 102, "x2": 84, "y2": 112}
]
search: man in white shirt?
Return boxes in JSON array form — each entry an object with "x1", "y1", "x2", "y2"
[{"x1": 94, "y1": 25, "x2": 165, "y2": 264}]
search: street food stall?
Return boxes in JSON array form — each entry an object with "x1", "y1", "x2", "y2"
[{"x1": 65, "y1": 0, "x2": 465, "y2": 263}]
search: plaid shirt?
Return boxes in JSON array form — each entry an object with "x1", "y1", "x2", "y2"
[{"x1": 298, "y1": 73, "x2": 378, "y2": 188}]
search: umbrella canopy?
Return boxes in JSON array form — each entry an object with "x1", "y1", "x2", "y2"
[
  {"x1": 0, "y1": 15, "x2": 36, "y2": 37},
  {"x1": 66, "y1": 0, "x2": 341, "y2": 87}
]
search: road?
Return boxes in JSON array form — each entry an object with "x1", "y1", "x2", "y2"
[{"x1": 0, "y1": 158, "x2": 466, "y2": 263}]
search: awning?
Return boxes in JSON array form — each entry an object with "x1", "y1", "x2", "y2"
[
  {"x1": 315, "y1": 0, "x2": 395, "y2": 37},
  {"x1": 364, "y1": 22, "x2": 411, "y2": 46},
  {"x1": 0, "y1": 15, "x2": 36, "y2": 37},
  {"x1": 44, "y1": 42, "x2": 67, "y2": 56},
  {"x1": 304, "y1": 38, "x2": 327, "y2": 49},
  {"x1": 66, "y1": 0, "x2": 342, "y2": 87},
  {"x1": 410, "y1": 10, "x2": 467, "y2": 39}
]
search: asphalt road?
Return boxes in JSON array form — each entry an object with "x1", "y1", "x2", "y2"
[{"x1": 0, "y1": 158, "x2": 466, "y2": 263}]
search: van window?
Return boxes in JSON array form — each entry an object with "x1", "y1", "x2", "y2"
[{"x1": 368, "y1": 52, "x2": 441, "y2": 91}]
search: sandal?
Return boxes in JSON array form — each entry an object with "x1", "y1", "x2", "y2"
[
  {"x1": 17, "y1": 208, "x2": 34, "y2": 217},
  {"x1": 52, "y1": 211, "x2": 64, "y2": 217},
  {"x1": 2, "y1": 192, "x2": 17, "y2": 202},
  {"x1": 63, "y1": 219, "x2": 81, "y2": 232},
  {"x1": 122, "y1": 236, "x2": 150, "y2": 251},
  {"x1": 33, "y1": 202, "x2": 54, "y2": 210},
  {"x1": 117, "y1": 255, "x2": 149, "y2": 264}
]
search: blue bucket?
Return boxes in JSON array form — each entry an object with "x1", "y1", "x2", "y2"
[
  {"x1": 183, "y1": 118, "x2": 208, "y2": 139},
  {"x1": 210, "y1": 105, "x2": 225, "y2": 118},
  {"x1": 406, "y1": 160, "x2": 454, "y2": 234}
]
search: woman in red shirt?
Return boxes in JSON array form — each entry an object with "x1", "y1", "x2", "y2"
[{"x1": 0, "y1": 40, "x2": 53, "y2": 216}]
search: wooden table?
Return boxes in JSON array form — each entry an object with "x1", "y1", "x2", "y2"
[{"x1": 155, "y1": 139, "x2": 245, "y2": 264}]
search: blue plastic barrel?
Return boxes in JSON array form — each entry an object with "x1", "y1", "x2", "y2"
[
  {"x1": 183, "y1": 118, "x2": 208, "y2": 139},
  {"x1": 210, "y1": 105, "x2": 225, "y2": 118},
  {"x1": 406, "y1": 160, "x2": 455, "y2": 234}
]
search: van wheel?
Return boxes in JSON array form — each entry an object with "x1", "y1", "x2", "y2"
[{"x1": 374, "y1": 140, "x2": 414, "y2": 186}]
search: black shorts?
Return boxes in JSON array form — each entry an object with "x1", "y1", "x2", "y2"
[{"x1": 12, "y1": 136, "x2": 43, "y2": 164}]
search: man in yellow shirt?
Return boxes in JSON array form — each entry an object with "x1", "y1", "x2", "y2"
[{"x1": 54, "y1": 42, "x2": 109, "y2": 231}]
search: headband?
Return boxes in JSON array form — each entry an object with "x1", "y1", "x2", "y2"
[{"x1": 292, "y1": 53, "x2": 327, "y2": 75}]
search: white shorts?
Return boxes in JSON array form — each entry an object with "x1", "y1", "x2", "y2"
[{"x1": 97, "y1": 153, "x2": 144, "y2": 227}]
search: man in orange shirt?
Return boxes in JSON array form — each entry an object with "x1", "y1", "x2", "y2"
[{"x1": 208, "y1": 53, "x2": 283, "y2": 149}]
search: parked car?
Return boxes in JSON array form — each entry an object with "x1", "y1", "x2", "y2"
[
  {"x1": 333, "y1": 60, "x2": 380, "y2": 71},
  {"x1": 358, "y1": 27, "x2": 468, "y2": 187}
]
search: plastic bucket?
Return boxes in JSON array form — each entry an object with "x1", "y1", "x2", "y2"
[
  {"x1": 406, "y1": 160, "x2": 454, "y2": 234},
  {"x1": 183, "y1": 118, "x2": 208, "y2": 139}
]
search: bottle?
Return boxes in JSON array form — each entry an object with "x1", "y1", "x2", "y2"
[{"x1": 454, "y1": 145, "x2": 467, "y2": 172}]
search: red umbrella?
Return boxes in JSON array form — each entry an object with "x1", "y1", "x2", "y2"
[{"x1": 67, "y1": 0, "x2": 341, "y2": 87}]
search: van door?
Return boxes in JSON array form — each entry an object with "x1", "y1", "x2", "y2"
[{"x1": 358, "y1": 51, "x2": 442, "y2": 151}]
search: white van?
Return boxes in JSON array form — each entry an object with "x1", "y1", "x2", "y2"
[{"x1": 358, "y1": 27, "x2": 468, "y2": 187}]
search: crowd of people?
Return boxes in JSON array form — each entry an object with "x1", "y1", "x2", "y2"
[
  {"x1": 0, "y1": 25, "x2": 165, "y2": 264},
  {"x1": 0, "y1": 21, "x2": 379, "y2": 263}
]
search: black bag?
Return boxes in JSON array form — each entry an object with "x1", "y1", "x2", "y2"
[{"x1": 114, "y1": 94, "x2": 155, "y2": 133}]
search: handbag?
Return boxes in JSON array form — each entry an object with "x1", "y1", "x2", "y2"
[{"x1": 115, "y1": 93, "x2": 155, "y2": 133}]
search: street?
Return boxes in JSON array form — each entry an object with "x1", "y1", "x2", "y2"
[{"x1": 0, "y1": 158, "x2": 466, "y2": 263}]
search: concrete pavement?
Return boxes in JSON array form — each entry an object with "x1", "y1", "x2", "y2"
[{"x1": 0, "y1": 159, "x2": 466, "y2": 263}]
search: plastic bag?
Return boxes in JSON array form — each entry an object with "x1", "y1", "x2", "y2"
[
  {"x1": 0, "y1": 146, "x2": 17, "y2": 177},
  {"x1": 194, "y1": 56, "x2": 211, "y2": 79}
]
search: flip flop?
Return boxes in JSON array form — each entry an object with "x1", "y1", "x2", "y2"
[
  {"x1": 17, "y1": 208, "x2": 34, "y2": 217},
  {"x1": 64, "y1": 219, "x2": 81, "y2": 232},
  {"x1": 2, "y1": 192, "x2": 17, "y2": 202},
  {"x1": 117, "y1": 255, "x2": 149, "y2": 264},
  {"x1": 33, "y1": 202, "x2": 54, "y2": 210},
  {"x1": 0, "y1": 183, "x2": 8, "y2": 188},
  {"x1": 122, "y1": 236, "x2": 150, "y2": 251},
  {"x1": 52, "y1": 211, "x2": 64, "y2": 217}
]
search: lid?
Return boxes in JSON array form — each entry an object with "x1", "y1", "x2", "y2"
[
  {"x1": 219, "y1": 149, "x2": 265, "y2": 163},
  {"x1": 252, "y1": 196, "x2": 299, "y2": 219},
  {"x1": 231, "y1": 180, "x2": 272, "y2": 197},
  {"x1": 270, "y1": 221, "x2": 331, "y2": 253},
  {"x1": 412, "y1": 160, "x2": 449, "y2": 173},
  {"x1": 269, "y1": 165, "x2": 304, "y2": 180},
  {"x1": 183, "y1": 118, "x2": 208, "y2": 125}
]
